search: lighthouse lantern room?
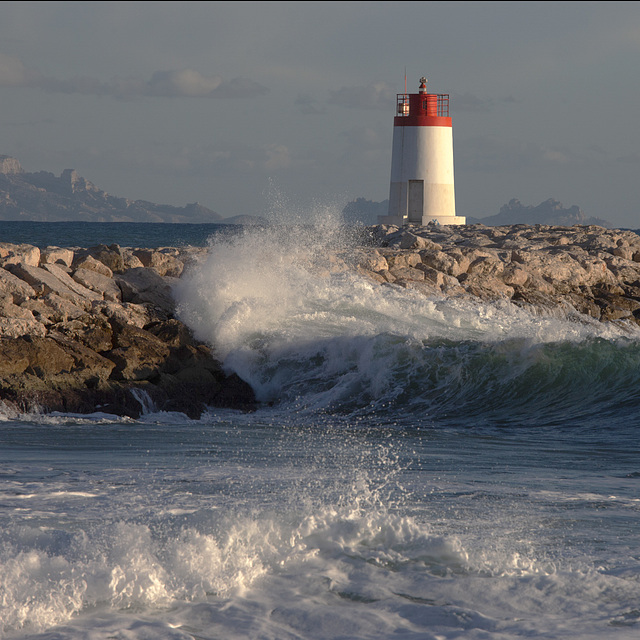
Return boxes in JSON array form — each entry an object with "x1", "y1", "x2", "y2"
[{"x1": 380, "y1": 76, "x2": 465, "y2": 226}]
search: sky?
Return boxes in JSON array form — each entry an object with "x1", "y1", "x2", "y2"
[{"x1": 0, "y1": 1, "x2": 639, "y2": 227}]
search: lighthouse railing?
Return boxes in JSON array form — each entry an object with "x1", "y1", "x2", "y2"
[
  {"x1": 396, "y1": 94, "x2": 409, "y2": 115},
  {"x1": 437, "y1": 94, "x2": 450, "y2": 117},
  {"x1": 396, "y1": 93, "x2": 449, "y2": 117}
]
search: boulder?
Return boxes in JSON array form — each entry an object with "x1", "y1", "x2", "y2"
[
  {"x1": 6, "y1": 263, "x2": 91, "y2": 309},
  {"x1": 132, "y1": 248, "x2": 184, "y2": 277},
  {"x1": 40, "y1": 247, "x2": 74, "y2": 267},
  {"x1": 72, "y1": 254, "x2": 114, "y2": 278},
  {"x1": 116, "y1": 267, "x2": 176, "y2": 316},
  {"x1": 72, "y1": 267, "x2": 122, "y2": 302},
  {"x1": 0, "y1": 243, "x2": 40, "y2": 267},
  {"x1": 0, "y1": 241, "x2": 255, "y2": 418},
  {"x1": 0, "y1": 266, "x2": 37, "y2": 303}
]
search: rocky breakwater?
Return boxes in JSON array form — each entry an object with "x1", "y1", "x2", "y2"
[
  {"x1": 0, "y1": 242, "x2": 256, "y2": 418},
  {"x1": 355, "y1": 223, "x2": 640, "y2": 327}
]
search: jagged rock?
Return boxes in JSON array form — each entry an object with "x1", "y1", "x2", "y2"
[
  {"x1": 72, "y1": 254, "x2": 114, "y2": 278},
  {"x1": 4, "y1": 222, "x2": 640, "y2": 419},
  {"x1": 132, "y1": 248, "x2": 184, "y2": 277},
  {"x1": 40, "y1": 247, "x2": 74, "y2": 267},
  {"x1": 75, "y1": 244, "x2": 126, "y2": 273},
  {"x1": 0, "y1": 243, "x2": 40, "y2": 267},
  {"x1": 116, "y1": 267, "x2": 176, "y2": 316},
  {"x1": 38, "y1": 293, "x2": 86, "y2": 323},
  {"x1": 351, "y1": 249, "x2": 388, "y2": 273},
  {"x1": 357, "y1": 223, "x2": 640, "y2": 326},
  {"x1": 91, "y1": 300, "x2": 151, "y2": 328},
  {"x1": 6, "y1": 263, "x2": 92, "y2": 310},
  {"x1": 72, "y1": 267, "x2": 122, "y2": 302},
  {"x1": 0, "y1": 266, "x2": 37, "y2": 303},
  {"x1": 399, "y1": 231, "x2": 442, "y2": 251},
  {"x1": 42, "y1": 262, "x2": 102, "y2": 302},
  {"x1": 0, "y1": 317, "x2": 47, "y2": 338},
  {"x1": 54, "y1": 314, "x2": 114, "y2": 352},
  {"x1": 104, "y1": 321, "x2": 171, "y2": 381},
  {"x1": 391, "y1": 266, "x2": 425, "y2": 282},
  {"x1": 0, "y1": 239, "x2": 256, "y2": 417}
]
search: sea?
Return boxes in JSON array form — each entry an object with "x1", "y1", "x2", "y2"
[{"x1": 1, "y1": 217, "x2": 640, "y2": 639}]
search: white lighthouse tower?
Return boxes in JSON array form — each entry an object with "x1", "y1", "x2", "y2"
[{"x1": 380, "y1": 76, "x2": 464, "y2": 226}]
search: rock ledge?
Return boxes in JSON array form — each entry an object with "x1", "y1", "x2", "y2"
[
  {"x1": 353, "y1": 223, "x2": 640, "y2": 327},
  {"x1": 0, "y1": 242, "x2": 255, "y2": 418}
]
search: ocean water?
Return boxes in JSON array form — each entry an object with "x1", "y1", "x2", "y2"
[
  {"x1": 0, "y1": 221, "x2": 238, "y2": 248},
  {"x1": 1, "y1": 217, "x2": 640, "y2": 639}
]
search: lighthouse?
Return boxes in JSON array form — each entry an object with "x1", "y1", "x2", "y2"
[{"x1": 380, "y1": 76, "x2": 465, "y2": 226}]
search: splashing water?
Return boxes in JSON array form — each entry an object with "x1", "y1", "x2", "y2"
[{"x1": 174, "y1": 209, "x2": 640, "y2": 419}]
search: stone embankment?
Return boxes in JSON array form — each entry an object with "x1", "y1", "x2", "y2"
[
  {"x1": 0, "y1": 242, "x2": 255, "y2": 418},
  {"x1": 355, "y1": 223, "x2": 640, "y2": 325},
  {"x1": 2, "y1": 223, "x2": 640, "y2": 418}
]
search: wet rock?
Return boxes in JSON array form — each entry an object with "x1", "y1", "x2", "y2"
[{"x1": 0, "y1": 241, "x2": 256, "y2": 418}]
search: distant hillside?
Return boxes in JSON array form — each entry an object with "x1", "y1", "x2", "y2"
[
  {"x1": 342, "y1": 198, "x2": 389, "y2": 225},
  {"x1": 343, "y1": 196, "x2": 613, "y2": 228},
  {"x1": 467, "y1": 198, "x2": 613, "y2": 228},
  {"x1": 0, "y1": 155, "x2": 224, "y2": 223}
]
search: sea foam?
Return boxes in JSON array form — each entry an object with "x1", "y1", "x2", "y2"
[{"x1": 173, "y1": 216, "x2": 640, "y2": 418}]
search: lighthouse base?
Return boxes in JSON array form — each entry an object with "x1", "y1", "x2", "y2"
[
  {"x1": 421, "y1": 215, "x2": 466, "y2": 226},
  {"x1": 377, "y1": 214, "x2": 405, "y2": 226},
  {"x1": 377, "y1": 214, "x2": 466, "y2": 226}
]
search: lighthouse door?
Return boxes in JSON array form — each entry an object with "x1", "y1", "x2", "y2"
[{"x1": 408, "y1": 180, "x2": 424, "y2": 223}]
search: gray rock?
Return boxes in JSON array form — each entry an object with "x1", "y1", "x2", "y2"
[
  {"x1": 72, "y1": 267, "x2": 122, "y2": 302},
  {"x1": 40, "y1": 247, "x2": 74, "y2": 267},
  {"x1": 0, "y1": 266, "x2": 37, "y2": 303},
  {"x1": 359, "y1": 223, "x2": 640, "y2": 326},
  {"x1": 6, "y1": 263, "x2": 91, "y2": 309}
]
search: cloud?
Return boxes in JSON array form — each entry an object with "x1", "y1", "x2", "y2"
[
  {"x1": 146, "y1": 69, "x2": 222, "y2": 97},
  {"x1": 0, "y1": 53, "x2": 267, "y2": 99},
  {"x1": 341, "y1": 125, "x2": 385, "y2": 149},
  {"x1": 142, "y1": 142, "x2": 293, "y2": 176},
  {"x1": 617, "y1": 152, "x2": 640, "y2": 164},
  {"x1": 295, "y1": 93, "x2": 325, "y2": 115},
  {"x1": 263, "y1": 144, "x2": 292, "y2": 171},
  {"x1": 451, "y1": 91, "x2": 494, "y2": 113},
  {"x1": 458, "y1": 135, "x2": 575, "y2": 172},
  {"x1": 0, "y1": 53, "x2": 42, "y2": 86},
  {"x1": 328, "y1": 81, "x2": 395, "y2": 110}
]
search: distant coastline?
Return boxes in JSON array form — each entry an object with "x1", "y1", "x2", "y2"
[
  {"x1": 0, "y1": 155, "x2": 267, "y2": 225},
  {"x1": 0, "y1": 154, "x2": 617, "y2": 229}
]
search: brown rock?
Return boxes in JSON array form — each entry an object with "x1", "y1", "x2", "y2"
[
  {"x1": 132, "y1": 249, "x2": 184, "y2": 277},
  {"x1": 72, "y1": 267, "x2": 121, "y2": 302},
  {"x1": 104, "y1": 322, "x2": 171, "y2": 381},
  {"x1": 72, "y1": 254, "x2": 113, "y2": 278},
  {"x1": 0, "y1": 266, "x2": 37, "y2": 303},
  {"x1": 40, "y1": 247, "x2": 74, "y2": 267}
]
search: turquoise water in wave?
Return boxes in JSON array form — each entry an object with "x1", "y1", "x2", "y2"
[{"x1": 1, "y1": 220, "x2": 640, "y2": 639}]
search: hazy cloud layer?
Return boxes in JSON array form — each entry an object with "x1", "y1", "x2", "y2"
[
  {"x1": 0, "y1": 53, "x2": 267, "y2": 99},
  {"x1": 328, "y1": 82, "x2": 396, "y2": 110}
]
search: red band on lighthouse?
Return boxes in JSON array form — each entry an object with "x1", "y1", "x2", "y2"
[{"x1": 394, "y1": 92, "x2": 452, "y2": 127}]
